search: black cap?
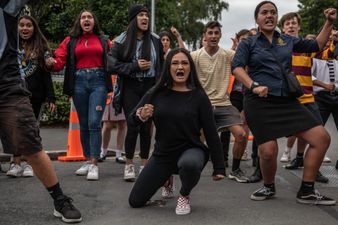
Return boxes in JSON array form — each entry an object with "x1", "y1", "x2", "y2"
[{"x1": 128, "y1": 4, "x2": 148, "y2": 22}]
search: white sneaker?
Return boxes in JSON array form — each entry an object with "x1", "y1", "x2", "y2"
[
  {"x1": 323, "y1": 155, "x2": 331, "y2": 163},
  {"x1": 6, "y1": 163, "x2": 23, "y2": 177},
  {"x1": 162, "y1": 184, "x2": 175, "y2": 199},
  {"x1": 22, "y1": 164, "x2": 34, "y2": 177},
  {"x1": 75, "y1": 162, "x2": 91, "y2": 176},
  {"x1": 280, "y1": 151, "x2": 291, "y2": 162},
  {"x1": 139, "y1": 165, "x2": 145, "y2": 175},
  {"x1": 124, "y1": 164, "x2": 136, "y2": 181},
  {"x1": 87, "y1": 164, "x2": 99, "y2": 181},
  {"x1": 175, "y1": 196, "x2": 191, "y2": 215}
]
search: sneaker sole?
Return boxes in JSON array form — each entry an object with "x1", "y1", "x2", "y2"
[
  {"x1": 296, "y1": 198, "x2": 336, "y2": 205},
  {"x1": 175, "y1": 209, "x2": 191, "y2": 215},
  {"x1": 75, "y1": 171, "x2": 88, "y2": 176},
  {"x1": 87, "y1": 176, "x2": 99, "y2": 181},
  {"x1": 53, "y1": 209, "x2": 82, "y2": 223},
  {"x1": 228, "y1": 175, "x2": 249, "y2": 183},
  {"x1": 6, "y1": 173, "x2": 22, "y2": 177},
  {"x1": 250, "y1": 194, "x2": 275, "y2": 201}
]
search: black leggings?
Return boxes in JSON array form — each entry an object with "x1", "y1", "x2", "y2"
[
  {"x1": 129, "y1": 148, "x2": 206, "y2": 208},
  {"x1": 122, "y1": 78, "x2": 155, "y2": 160}
]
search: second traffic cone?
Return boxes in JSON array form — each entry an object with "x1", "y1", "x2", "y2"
[{"x1": 58, "y1": 100, "x2": 86, "y2": 162}]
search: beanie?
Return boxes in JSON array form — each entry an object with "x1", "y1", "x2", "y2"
[{"x1": 128, "y1": 4, "x2": 148, "y2": 22}]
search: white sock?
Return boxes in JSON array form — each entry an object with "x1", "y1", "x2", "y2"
[
  {"x1": 100, "y1": 148, "x2": 108, "y2": 157},
  {"x1": 115, "y1": 150, "x2": 122, "y2": 158},
  {"x1": 285, "y1": 147, "x2": 292, "y2": 153}
]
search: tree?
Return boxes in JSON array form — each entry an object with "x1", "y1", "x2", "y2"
[
  {"x1": 26, "y1": 0, "x2": 228, "y2": 49},
  {"x1": 298, "y1": 0, "x2": 338, "y2": 36}
]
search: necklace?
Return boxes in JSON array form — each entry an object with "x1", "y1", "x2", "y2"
[{"x1": 85, "y1": 39, "x2": 88, "y2": 48}]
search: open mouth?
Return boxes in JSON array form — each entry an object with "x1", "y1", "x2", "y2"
[
  {"x1": 83, "y1": 22, "x2": 91, "y2": 28},
  {"x1": 265, "y1": 19, "x2": 274, "y2": 25},
  {"x1": 176, "y1": 71, "x2": 185, "y2": 77}
]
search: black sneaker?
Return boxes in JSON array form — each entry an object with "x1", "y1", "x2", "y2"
[
  {"x1": 250, "y1": 186, "x2": 275, "y2": 201},
  {"x1": 249, "y1": 168, "x2": 262, "y2": 183},
  {"x1": 316, "y1": 171, "x2": 329, "y2": 183},
  {"x1": 54, "y1": 195, "x2": 82, "y2": 223},
  {"x1": 228, "y1": 168, "x2": 249, "y2": 183},
  {"x1": 285, "y1": 158, "x2": 303, "y2": 170},
  {"x1": 297, "y1": 189, "x2": 336, "y2": 205}
]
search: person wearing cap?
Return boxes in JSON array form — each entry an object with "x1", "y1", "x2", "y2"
[{"x1": 110, "y1": 4, "x2": 164, "y2": 182}]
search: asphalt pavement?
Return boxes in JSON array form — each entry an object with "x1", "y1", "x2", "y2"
[{"x1": 0, "y1": 118, "x2": 338, "y2": 225}]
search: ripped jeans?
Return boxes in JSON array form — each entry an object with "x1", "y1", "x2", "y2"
[{"x1": 73, "y1": 68, "x2": 107, "y2": 159}]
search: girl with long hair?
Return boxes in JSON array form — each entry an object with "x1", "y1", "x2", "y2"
[
  {"x1": 110, "y1": 4, "x2": 164, "y2": 181},
  {"x1": 46, "y1": 10, "x2": 112, "y2": 181},
  {"x1": 128, "y1": 48, "x2": 225, "y2": 215},
  {"x1": 6, "y1": 15, "x2": 56, "y2": 178}
]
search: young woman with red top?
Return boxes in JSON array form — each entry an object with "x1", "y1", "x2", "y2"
[{"x1": 46, "y1": 10, "x2": 112, "y2": 181}]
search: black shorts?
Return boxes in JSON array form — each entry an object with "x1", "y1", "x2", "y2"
[{"x1": 0, "y1": 96, "x2": 42, "y2": 155}]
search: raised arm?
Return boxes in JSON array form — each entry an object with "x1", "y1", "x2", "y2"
[
  {"x1": 171, "y1": 26, "x2": 186, "y2": 49},
  {"x1": 316, "y1": 8, "x2": 336, "y2": 50}
]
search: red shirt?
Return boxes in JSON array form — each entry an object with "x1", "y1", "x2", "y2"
[{"x1": 53, "y1": 33, "x2": 111, "y2": 71}]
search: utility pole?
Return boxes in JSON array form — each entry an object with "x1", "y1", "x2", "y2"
[{"x1": 151, "y1": 0, "x2": 155, "y2": 32}]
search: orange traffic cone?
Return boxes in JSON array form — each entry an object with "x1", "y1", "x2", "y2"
[
  {"x1": 248, "y1": 135, "x2": 254, "y2": 141},
  {"x1": 58, "y1": 100, "x2": 86, "y2": 162}
]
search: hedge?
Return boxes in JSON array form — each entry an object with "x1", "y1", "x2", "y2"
[{"x1": 41, "y1": 81, "x2": 70, "y2": 126}]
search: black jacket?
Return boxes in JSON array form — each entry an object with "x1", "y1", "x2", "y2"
[
  {"x1": 63, "y1": 34, "x2": 113, "y2": 96},
  {"x1": 109, "y1": 33, "x2": 164, "y2": 114},
  {"x1": 24, "y1": 62, "x2": 55, "y2": 104}
]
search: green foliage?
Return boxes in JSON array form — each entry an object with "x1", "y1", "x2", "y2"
[
  {"x1": 26, "y1": 0, "x2": 228, "y2": 49},
  {"x1": 41, "y1": 81, "x2": 70, "y2": 125},
  {"x1": 298, "y1": 0, "x2": 338, "y2": 36}
]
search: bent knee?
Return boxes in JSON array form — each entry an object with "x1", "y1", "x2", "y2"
[
  {"x1": 234, "y1": 131, "x2": 247, "y2": 142},
  {"x1": 259, "y1": 150, "x2": 276, "y2": 161},
  {"x1": 129, "y1": 196, "x2": 147, "y2": 208}
]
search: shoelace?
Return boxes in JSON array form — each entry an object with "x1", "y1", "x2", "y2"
[
  {"x1": 58, "y1": 196, "x2": 76, "y2": 211},
  {"x1": 314, "y1": 190, "x2": 324, "y2": 205},
  {"x1": 128, "y1": 165, "x2": 134, "y2": 174}
]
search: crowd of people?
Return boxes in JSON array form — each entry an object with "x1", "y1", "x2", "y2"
[{"x1": 1, "y1": 0, "x2": 338, "y2": 223}]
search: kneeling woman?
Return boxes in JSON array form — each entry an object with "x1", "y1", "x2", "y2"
[{"x1": 128, "y1": 48, "x2": 225, "y2": 215}]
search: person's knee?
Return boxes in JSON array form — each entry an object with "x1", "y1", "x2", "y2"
[
  {"x1": 259, "y1": 149, "x2": 276, "y2": 161},
  {"x1": 179, "y1": 160, "x2": 202, "y2": 172},
  {"x1": 233, "y1": 130, "x2": 247, "y2": 142},
  {"x1": 128, "y1": 195, "x2": 147, "y2": 208},
  {"x1": 317, "y1": 129, "x2": 331, "y2": 150}
]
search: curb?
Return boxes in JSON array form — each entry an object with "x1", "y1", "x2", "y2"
[{"x1": 0, "y1": 150, "x2": 119, "y2": 162}]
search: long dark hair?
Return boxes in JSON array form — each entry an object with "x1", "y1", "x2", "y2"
[
  {"x1": 69, "y1": 10, "x2": 102, "y2": 37},
  {"x1": 18, "y1": 15, "x2": 51, "y2": 64},
  {"x1": 121, "y1": 13, "x2": 151, "y2": 61},
  {"x1": 148, "y1": 48, "x2": 203, "y2": 100}
]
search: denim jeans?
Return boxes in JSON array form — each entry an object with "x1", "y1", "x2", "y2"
[{"x1": 73, "y1": 68, "x2": 107, "y2": 159}]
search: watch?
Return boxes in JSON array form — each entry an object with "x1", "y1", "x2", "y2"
[{"x1": 250, "y1": 81, "x2": 260, "y2": 91}]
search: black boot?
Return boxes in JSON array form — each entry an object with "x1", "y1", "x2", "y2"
[
  {"x1": 249, "y1": 167, "x2": 262, "y2": 183},
  {"x1": 316, "y1": 171, "x2": 329, "y2": 183}
]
